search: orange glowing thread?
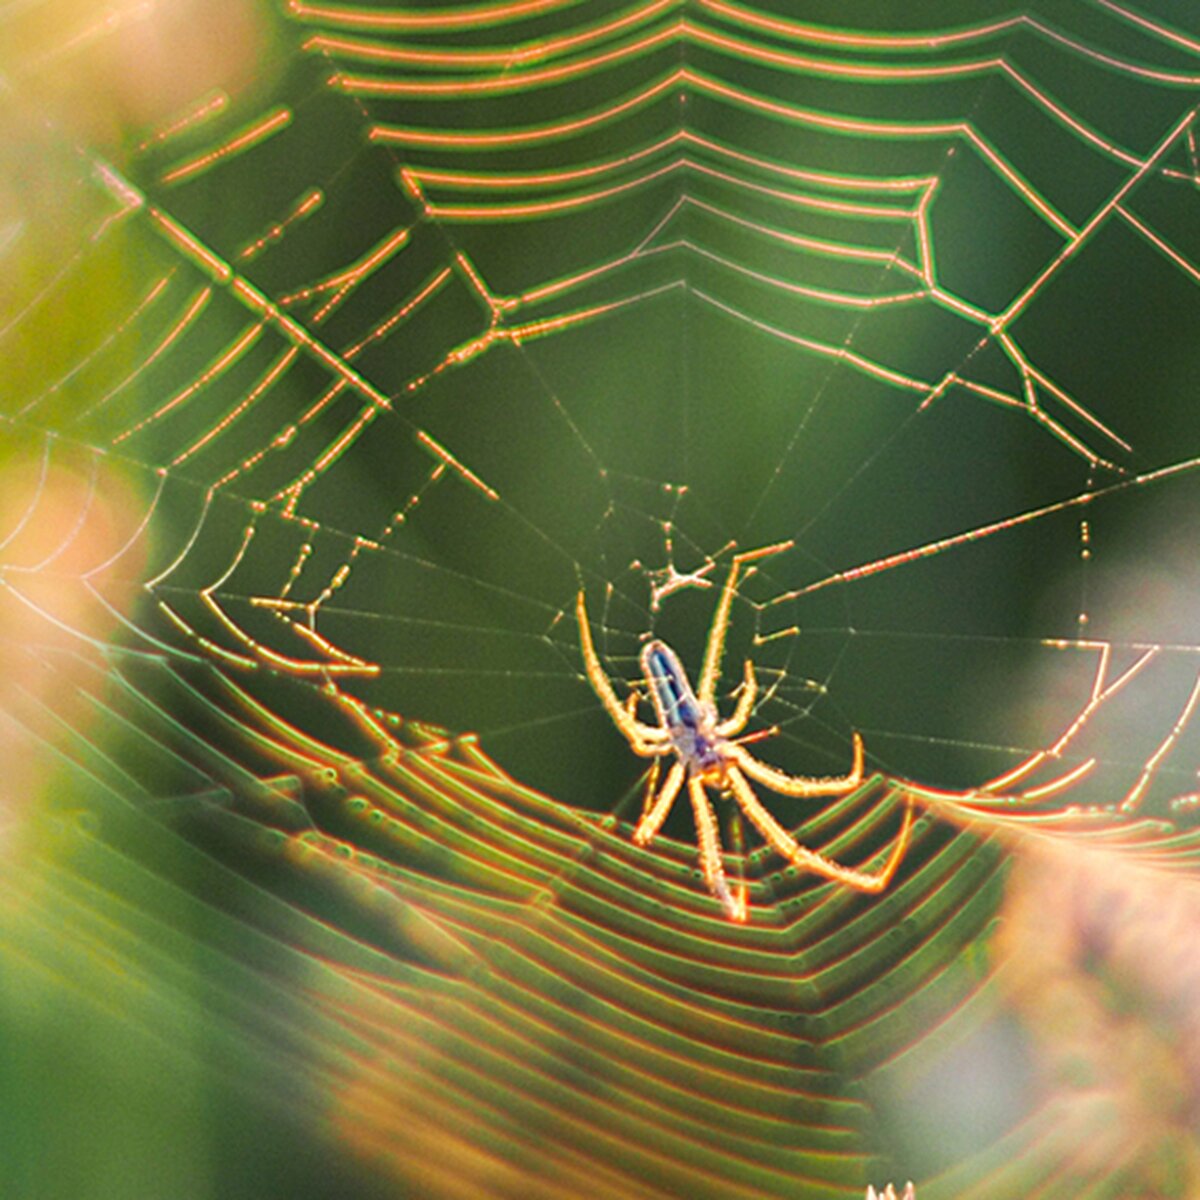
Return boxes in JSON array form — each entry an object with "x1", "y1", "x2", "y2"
[
  {"x1": 984, "y1": 644, "x2": 1156, "y2": 792},
  {"x1": 368, "y1": 63, "x2": 1074, "y2": 234},
  {"x1": 1020, "y1": 759, "x2": 1097, "y2": 802},
  {"x1": 97, "y1": 174, "x2": 498, "y2": 511},
  {"x1": 454, "y1": 252, "x2": 502, "y2": 316},
  {"x1": 951, "y1": 378, "x2": 1021, "y2": 411},
  {"x1": 510, "y1": 246, "x2": 641, "y2": 308},
  {"x1": 407, "y1": 129, "x2": 933, "y2": 196},
  {"x1": 694, "y1": 0, "x2": 1024, "y2": 49},
  {"x1": 156, "y1": 600, "x2": 260, "y2": 671},
  {"x1": 137, "y1": 91, "x2": 229, "y2": 152},
  {"x1": 112, "y1": 160, "x2": 1105, "y2": 479},
  {"x1": 215, "y1": 672, "x2": 352, "y2": 771},
  {"x1": 700, "y1": 0, "x2": 1200, "y2": 86},
  {"x1": 328, "y1": 14, "x2": 1200, "y2": 106},
  {"x1": 926, "y1": 289, "x2": 990, "y2": 324},
  {"x1": 1117, "y1": 204, "x2": 1200, "y2": 288},
  {"x1": 149, "y1": 211, "x2": 232, "y2": 282},
  {"x1": 423, "y1": 156, "x2": 915, "y2": 222},
  {"x1": 415, "y1": 432, "x2": 499, "y2": 502},
  {"x1": 402, "y1": 284, "x2": 681, "y2": 393},
  {"x1": 793, "y1": 455, "x2": 1200, "y2": 599},
  {"x1": 277, "y1": 541, "x2": 315, "y2": 604},
  {"x1": 272, "y1": 408, "x2": 500, "y2": 513},
  {"x1": 686, "y1": 20, "x2": 997, "y2": 81},
  {"x1": 988, "y1": 332, "x2": 1125, "y2": 465},
  {"x1": 296, "y1": 379, "x2": 349, "y2": 429},
  {"x1": 322, "y1": 3, "x2": 1192, "y2": 193},
  {"x1": 202, "y1": 589, "x2": 380, "y2": 676},
  {"x1": 1025, "y1": 361, "x2": 1131, "y2": 453},
  {"x1": 411, "y1": 136, "x2": 672, "y2": 191},
  {"x1": 305, "y1": 0, "x2": 672, "y2": 66},
  {"x1": 268, "y1": 463, "x2": 446, "y2": 626},
  {"x1": 510, "y1": 249, "x2": 640, "y2": 308},
  {"x1": 288, "y1": 0, "x2": 575, "y2": 30},
  {"x1": 1019, "y1": 33, "x2": 1200, "y2": 89},
  {"x1": 344, "y1": 268, "x2": 452, "y2": 358},
  {"x1": 505, "y1": 194, "x2": 924, "y2": 313},
  {"x1": 984, "y1": 755, "x2": 1048, "y2": 795},
  {"x1": 161, "y1": 107, "x2": 293, "y2": 186},
  {"x1": 426, "y1": 160, "x2": 678, "y2": 221},
  {"x1": 239, "y1": 189, "x2": 325, "y2": 262},
  {"x1": 915, "y1": 189, "x2": 935, "y2": 285},
  {"x1": 111, "y1": 324, "x2": 265, "y2": 445},
  {"x1": 691, "y1": 70, "x2": 1077, "y2": 239},
  {"x1": 1121, "y1": 669, "x2": 1200, "y2": 814},
  {"x1": 995, "y1": 106, "x2": 1198, "y2": 331},
  {"x1": 369, "y1": 73, "x2": 677, "y2": 148},
  {"x1": 290, "y1": 622, "x2": 376, "y2": 667},
  {"x1": 1094, "y1": 0, "x2": 1200, "y2": 55},
  {"x1": 680, "y1": 157, "x2": 914, "y2": 218},
  {"x1": 251, "y1": 595, "x2": 387, "y2": 671},
  {"x1": 310, "y1": 408, "x2": 380, "y2": 476},
  {"x1": 682, "y1": 196, "x2": 925, "y2": 271},
  {"x1": 195, "y1": 526, "x2": 380, "y2": 677},
  {"x1": 335, "y1": 22, "x2": 679, "y2": 94},
  {"x1": 696, "y1": 132, "x2": 934, "y2": 193},
  {"x1": 279, "y1": 225, "x2": 411, "y2": 310},
  {"x1": 223, "y1": 277, "x2": 393, "y2": 411},
  {"x1": 91, "y1": 162, "x2": 143, "y2": 214},
  {"x1": 396, "y1": 169, "x2": 426, "y2": 210},
  {"x1": 172, "y1": 348, "x2": 301, "y2": 467}
]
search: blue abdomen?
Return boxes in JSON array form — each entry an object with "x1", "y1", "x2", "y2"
[
  {"x1": 645, "y1": 644, "x2": 697, "y2": 727},
  {"x1": 642, "y1": 641, "x2": 723, "y2": 774}
]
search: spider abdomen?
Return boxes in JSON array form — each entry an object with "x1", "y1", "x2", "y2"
[{"x1": 640, "y1": 639, "x2": 725, "y2": 774}]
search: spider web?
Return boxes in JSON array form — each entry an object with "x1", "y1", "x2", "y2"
[{"x1": 3, "y1": 1, "x2": 1200, "y2": 1197}]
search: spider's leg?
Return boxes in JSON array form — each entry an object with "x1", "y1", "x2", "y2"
[
  {"x1": 697, "y1": 541, "x2": 792, "y2": 706},
  {"x1": 731, "y1": 732, "x2": 864, "y2": 797},
  {"x1": 638, "y1": 756, "x2": 661, "y2": 823},
  {"x1": 715, "y1": 658, "x2": 757, "y2": 737},
  {"x1": 633, "y1": 761, "x2": 684, "y2": 847},
  {"x1": 624, "y1": 690, "x2": 671, "y2": 756},
  {"x1": 630, "y1": 730, "x2": 671, "y2": 755},
  {"x1": 727, "y1": 766, "x2": 913, "y2": 894},
  {"x1": 576, "y1": 589, "x2": 666, "y2": 755},
  {"x1": 696, "y1": 557, "x2": 744, "y2": 707},
  {"x1": 688, "y1": 776, "x2": 748, "y2": 922}
]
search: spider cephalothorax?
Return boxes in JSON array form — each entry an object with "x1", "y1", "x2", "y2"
[{"x1": 577, "y1": 543, "x2": 913, "y2": 921}]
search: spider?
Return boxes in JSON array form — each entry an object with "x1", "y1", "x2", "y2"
[{"x1": 576, "y1": 543, "x2": 914, "y2": 922}]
